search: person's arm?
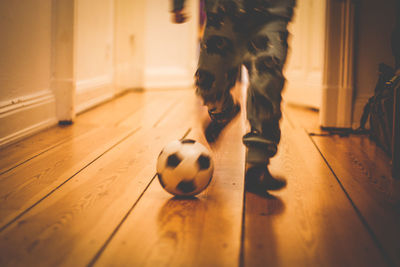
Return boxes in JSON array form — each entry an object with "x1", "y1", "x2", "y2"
[
  {"x1": 172, "y1": 0, "x2": 185, "y2": 11},
  {"x1": 171, "y1": 0, "x2": 188, "y2": 23}
]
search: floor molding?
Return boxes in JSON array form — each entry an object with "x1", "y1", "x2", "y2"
[
  {"x1": 143, "y1": 67, "x2": 194, "y2": 89},
  {"x1": 0, "y1": 90, "x2": 57, "y2": 148},
  {"x1": 75, "y1": 75, "x2": 114, "y2": 114}
]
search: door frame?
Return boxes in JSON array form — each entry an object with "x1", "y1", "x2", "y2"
[
  {"x1": 51, "y1": 0, "x2": 76, "y2": 123},
  {"x1": 320, "y1": 0, "x2": 355, "y2": 128}
]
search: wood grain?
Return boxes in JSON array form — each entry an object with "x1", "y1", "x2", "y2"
[
  {"x1": 283, "y1": 104, "x2": 322, "y2": 134},
  {"x1": 76, "y1": 91, "x2": 147, "y2": 126},
  {"x1": 0, "y1": 126, "x2": 133, "y2": 230},
  {"x1": 78, "y1": 90, "x2": 186, "y2": 127},
  {"x1": 0, "y1": 89, "x2": 208, "y2": 266},
  {"x1": 1, "y1": 88, "x2": 395, "y2": 267},
  {"x1": 0, "y1": 90, "x2": 192, "y2": 232},
  {"x1": 243, "y1": 119, "x2": 388, "y2": 267},
  {"x1": 0, "y1": 91, "x2": 142, "y2": 176},
  {"x1": 312, "y1": 134, "x2": 400, "y2": 266},
  {"x1": 0, "y1": 124, "x2": 93, "y2": 175},
  {"x1": 0, "y1": 90, "x2": 182, "y2": 176},
  {"x1": 94, "y1": 98, "x2": 246, "y2": 267}
]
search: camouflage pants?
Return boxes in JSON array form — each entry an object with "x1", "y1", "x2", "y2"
[{"x1": 195, "y1": 10, "x2": 291, "y2": 164}]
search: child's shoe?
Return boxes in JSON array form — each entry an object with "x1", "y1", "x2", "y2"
[
  {"x1": 243, "y1": 129, "x2": 277, "y2": 165},
  {"x1": 245, "y1": 164, "x2": 286, "y2": 194},
  {"x1": 205, "y1": 103, "x2": 241, "y2": 143}
]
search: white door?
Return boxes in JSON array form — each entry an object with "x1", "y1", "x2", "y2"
[{"x1": 283, "y1": 0, "x2": 326, "y2": 109}]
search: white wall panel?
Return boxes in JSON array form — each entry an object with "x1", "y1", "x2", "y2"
[
  {"x1": 0, "y1": 0, "x2": 56, "y2": 148},
  {"x1": 75, "y1": 0, "x2": 115, "y2": 113}
]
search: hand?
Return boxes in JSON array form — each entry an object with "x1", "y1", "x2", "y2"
[{"x1": 172, "y1": 9, "x2": 188, "y2": 24}]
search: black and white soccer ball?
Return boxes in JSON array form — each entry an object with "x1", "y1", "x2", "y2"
[{"x1": 156, "y1": 139, "x2": 214, "y2": 197}]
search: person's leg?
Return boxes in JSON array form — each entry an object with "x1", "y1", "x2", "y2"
[
  {"x1": 242, "y1": 19, "x2": 290, "y2": 191},
  {"x1": 243, "y1": 19, "x2": 289, "y2": 164},
  {"x1": 195, "y1": 7, "x2": 244, "y2": 142}
]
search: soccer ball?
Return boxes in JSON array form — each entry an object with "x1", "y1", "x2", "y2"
[{"x1": 156, "y1": 139, "x2": 214, "y2": 197}]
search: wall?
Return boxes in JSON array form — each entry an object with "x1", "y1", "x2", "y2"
[
  {"x1": 0, "y1": 0, "x2": 56, "y2": 147},
  {"x1": 284, "y1": 0, "x2": 326, "y2": 109},
  {"x1": 75, "y1": 0, "x2": 115, "y2": 113},
  {"x1": 352, "y1": 0, "x2": 397, "y2": 127},
  {"x1": 141, "y1": 0, "x2": 199, "y2": 89},
  {"x1": 76, "y1": 0, "x2": 199, "y2": 105},
  {"x1": 0, "y1": 0, "x2": 199, "y2": 148},
  {"x1": 114, "y1": 0, "x2": 140, "y2": 93}
]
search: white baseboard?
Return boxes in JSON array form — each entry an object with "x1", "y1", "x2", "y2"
[
  {"x1": 320, "y1": 85, "x2": 339, "y2": 128},
  {"x1": 115, "y1": 63, "x2": 135, "y2": 87},
  {"x1": 320, "y1": 85, "x2": 354, "y2": 128},
  {"x1": 284, "y1": 70, "x2": 323, "y2": 109},
  {"x1": 0, "y1": 90, "x2": 57, "y2": 148},
  {"x1": 143, "y1": 67, "x2": 194, "y2": 89},
  {"x1": 75, "y1": 75, "x2": 114, "y2": 114},
  {"x1": 283, "y1": 82, "x2": 322, "y2": 109}
]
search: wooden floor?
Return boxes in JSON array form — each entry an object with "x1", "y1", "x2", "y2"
[{"x1": 0, "y1": 86, "x2": 399, "y2": 267}]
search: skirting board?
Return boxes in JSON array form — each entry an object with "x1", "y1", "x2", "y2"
[
  {"x1": 0, "y1": 90, "x2": 57, "y2": 148},
  {"x1": 320, "y1": 85, "x2": 354, "y2": 128},
  {"x1": 283, "y1": 83, "x2": 322, "y2": 109},
  {"x1": 75, "y1": 75, "x2": 114, "y2": 114},
  {"x1": 143, "y1": 67, "x2": 195, "y2": 89},
  {"x1": 283, "y1": 70, "x2": 323, "y2": 109}
]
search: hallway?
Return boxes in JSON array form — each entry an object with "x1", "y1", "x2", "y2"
[{"x1": 0, "y1": 86, "x2": 398, "y2": 266}]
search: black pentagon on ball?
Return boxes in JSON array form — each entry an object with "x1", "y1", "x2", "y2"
[
  {"x1": 176, "y1": 180, "x2": 196, "y2": 193},
  {"x1": 166, "y1": 153, "x2": 182, "y2": 168},
  {"x1": 181, "y1": 139, "x2": 196, "y2": 144},
  {"x1": 197, "y1": 154, "x2": 211, "y2": 170}
]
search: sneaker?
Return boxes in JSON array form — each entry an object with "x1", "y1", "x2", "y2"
[
  {"x1": 205, "y1": 103, "x2": 241, "y2": 143},
  {"x1": 243, "y1": 130, "x2": 277, "y2": 165},
  {"x1": 245, "y1": 164, "x2": 286, "y2": 194}
]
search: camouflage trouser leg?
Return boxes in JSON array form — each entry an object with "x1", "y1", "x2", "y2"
[
  {"x1": 195, "y1": 14, "x2": 243, "y2": 114},
  {"x1": 195, "y1": 11, "x2": 290, "y2": 164},
  {"x1": 242, "y1": 19, "x2": 290, "y2": 164}
]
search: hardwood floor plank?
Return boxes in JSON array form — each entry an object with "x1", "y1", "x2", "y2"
[
  {"x1": 312, "y1": 134, "x2": 400, "y2": 266},
  {"x1": 0, "y1": 128, "x2": 188, "y2": 267},
  {"x1": 77, "y1": 91, "x2": 147, "y2": 126},
  {"x1": 5, "y1": 87, "x2": 386, "y2": 267},
  {"x1": 117, "y1": 90, "x2": 191, "y2": 128},
  {"x1": 0, "y1": 126, "x2": 134, "y2": 231},
  {"x1": 79, "y1": 90, "x2": 187, "y2": 127},
  {"x1": 94, "y1": 101, "x2": 245, "y2": 267},
  {"x1": 0, "y1": 124, "x2": 94, "y2": 175},
  {"x1": 0, "y1": 90, "x2": 183, "y2": 176},
  {"x1": 243, "y1": 119, "x2": 388, "y2": 267},
  {"x1": 0, "y1": 90, "x2": 207, "y2": 266},
  {"x1": 0, "y1": 92, "x2": 143, "y2": 176},
  {"x1": 283, "y1": 104, "x2": 322, "y2": 133},
  {"x1": 0, "y1": 90, "x2": 191, "y2": 232}
]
